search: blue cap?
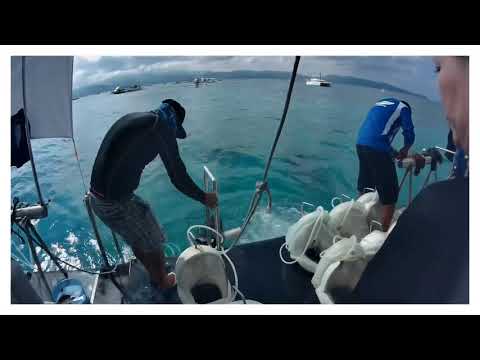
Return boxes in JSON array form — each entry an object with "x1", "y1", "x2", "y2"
[{"x1": 162, "y1": 99, "x2": 187, "y2": 139}]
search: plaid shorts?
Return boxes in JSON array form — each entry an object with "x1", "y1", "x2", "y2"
[{"x1": 89, "y1": 193, "x2": 166, "y2": 253}]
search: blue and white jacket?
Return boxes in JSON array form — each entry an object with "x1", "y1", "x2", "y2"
[{"x1": 357, "y1": 98, "x2": 415, "y2": 153}]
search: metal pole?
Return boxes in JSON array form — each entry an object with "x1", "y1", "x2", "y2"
[
  {"x1": 398, "y1": 166, "x2": 411, "y2": 194},
  {"x1": 83, "y1": 196, "x2": 131, "y2": 303},
  {"x1": 111, "y1": 231, "x2": 126, "y2": 263},
  {"x1": 203, "y1": 166, "x2": 221, "y2": 249},
  {"x1": 408, "y1": 168, "x2": 413, "y2": 204},
  {"x1": 84, "y1": 194, "x2": 111, "y2": 269},
  {"x1": 204, "y1": 170, "x2": 208, "y2": 229},
  {"x1": 22, "y1": 57, "x2": 45, "y2": 207},
  {"x1": 422, "y1": 169, "x2": 433, "y2": 189},
  {"x1": 24, "y1": 225, "x2": 53, "y2": 301},
  {"x1": 28, "y1": 222, "x2": 68, "y2": 278},
  {"x1": 212, "y1": 180, "x2": 221, "y2": 250},
  {"x1": 435, "y1": 146, "x2": 456, "y2": 156}
]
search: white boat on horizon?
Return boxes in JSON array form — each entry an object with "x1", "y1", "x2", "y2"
[
  {"x1": 306, "y1": 73, "x2": 331, "y2": 87},
  {"x1": 112, "y1": 84, "x2": 142, "y2": 94}
]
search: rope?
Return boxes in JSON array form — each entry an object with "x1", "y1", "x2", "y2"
[
  {"x1": 72, "y1": 137, "x2": 88, "y2": 195},
  {"x1": 21, "y1": 220, "x2": 69, "y2": 278},
  {"x1": 398, "y1": 165, "x2": 412, "y2": 194},
  {"x1": 228, "y1": 56, "x2": 301, "y2": 250},
  {"x1": 422, "y1": 169, "x2": 434, "y2": 189},
  {"x1": 11, "y1": 227, "x2": 27, "y2": 244},
  {"x1": 30, "y1": 234, "x2": 118, "y2": 275},
  {"x1": 186, "y1": 225, "x2": 240, "y2": 302},
  {"x1": 279, "y1": 206, "x2": 326, "y2": 265},
  {"x1": 330, "y1": 194, "x2": 351, "y2": 209},
  {"x1": 11, "y1": 255, "x2": 34, "y2": 270},
  {"x1": 232, "y1": 285, "x2": 247, "y2": 304},
  {"x1": 11, "y1": 239, "x2": 33, "y2": 269},
  {"x1": 15, "y1": 218, "x2": 117, "y2": 276},
  {"x1": 262, "y1": 56, "x2": 301, "y2": 184}
]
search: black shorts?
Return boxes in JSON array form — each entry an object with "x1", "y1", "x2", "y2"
[{"x1": 356, "y1": 144, "x2": 399, "y2": 205}]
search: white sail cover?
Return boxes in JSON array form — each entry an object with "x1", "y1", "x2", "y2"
[{"x1": 11, "y1": 56, "x2": 73, "y2": 139}]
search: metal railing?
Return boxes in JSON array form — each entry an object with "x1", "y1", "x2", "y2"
[
  {"x1": 203, "y1": 166, "x2": 221, "y2": 250},
  {"x1": 202, "y1": 166, "x2": 241, "y2": 250}
]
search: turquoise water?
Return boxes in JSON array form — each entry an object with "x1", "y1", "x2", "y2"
[{"x1": 11, "y1": 79, "x2": 450, "y2": 270}]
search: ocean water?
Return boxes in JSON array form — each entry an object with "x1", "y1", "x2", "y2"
[{"x1": 11, "y1": 79, "x2": 450, "y2": 271}]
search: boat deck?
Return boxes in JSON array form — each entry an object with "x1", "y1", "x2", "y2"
[{"x1": 27, "y1": 236, "x2": 319, "y2": 304}]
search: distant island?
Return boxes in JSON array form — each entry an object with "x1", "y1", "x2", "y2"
[
  {"x1": 72, "y1": 71, "x2": 428, "y2": 100},
  {"x1": 318, "y1": 75, "x2": 428, "y2": 99}
]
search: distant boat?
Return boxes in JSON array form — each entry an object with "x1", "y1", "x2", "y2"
[
  {"x1": 306, "y1": 73, "x2": 331, "y2": 87},
  {"x1": 72, "y1": 97, "x2": 80, "y2": 101},
  {"x1": 193, "y1": 77, "x2": 218, "y2": 87},
  {"x1": 112, "y1": 84, "x2": 142, "y2": 94}
]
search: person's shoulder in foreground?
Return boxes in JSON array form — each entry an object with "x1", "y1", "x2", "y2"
[{"x1": 336, "y1": 176, "x2": 469, "y2": 304}]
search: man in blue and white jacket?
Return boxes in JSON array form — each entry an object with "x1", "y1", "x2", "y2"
[{"x1": 356, "y1": 98, "x2": 415, "y2": 231}]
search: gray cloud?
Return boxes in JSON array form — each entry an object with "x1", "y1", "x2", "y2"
[{"x1": 73, "y1": 56, "x2": 439, "y2": 99}]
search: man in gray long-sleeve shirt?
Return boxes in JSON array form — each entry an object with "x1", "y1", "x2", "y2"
[{"x1": 89, "y1": 99, "x2": 218, "y2": 290}]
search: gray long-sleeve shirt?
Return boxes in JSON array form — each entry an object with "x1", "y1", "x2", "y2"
[{"x1": 90, "y1": 111, "x2": 205, "y2": 203}]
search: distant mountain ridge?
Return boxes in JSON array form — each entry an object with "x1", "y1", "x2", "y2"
[
  {"x1": 320, "y1": 75, "x2": 427, "y2": 99},
  {"x1": 73, "y1": 71, "x2": 428, "y2": 100}
]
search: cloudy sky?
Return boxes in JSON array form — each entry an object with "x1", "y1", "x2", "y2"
[{"x1": 73, "y1": 56, "x2": 440, "y2": 100}]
